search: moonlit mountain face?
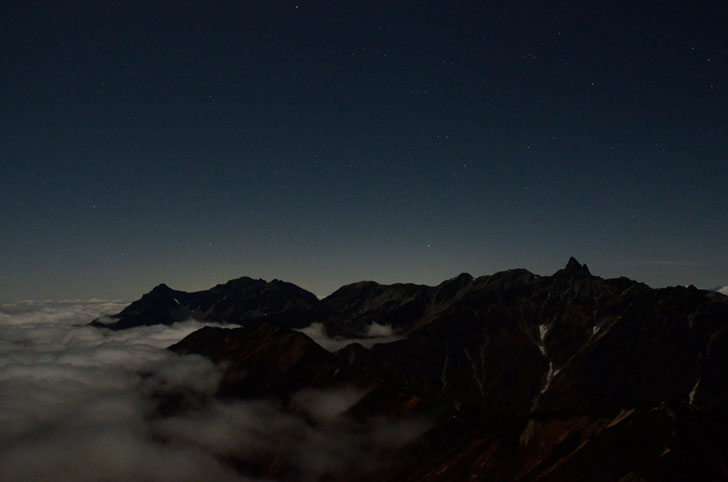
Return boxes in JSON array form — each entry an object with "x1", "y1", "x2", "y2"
[{"x1": 5, "y1": 260, "x2": 727, "y2": 481}]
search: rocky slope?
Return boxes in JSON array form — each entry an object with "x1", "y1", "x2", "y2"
[{"x1": 97, "y1": 259, "x2": 728, "y2": 480}]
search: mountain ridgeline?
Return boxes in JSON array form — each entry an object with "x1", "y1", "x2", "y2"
[
  {"x1": 92, "y1": 259, "x2": 728, "y2": 480},
  {"x1": 90, "y1": 276, "x2": 321, "y2": 330}
]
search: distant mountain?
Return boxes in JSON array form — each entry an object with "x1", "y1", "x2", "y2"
[
  {"x1": 90, "y1": 277, "x2": 321, "y2": 330},
  {"x1": 320, "y1": 271, "x2": 475, "y2": 336},
  {"x1": 319, "y1": 257, "x2": 595, "y2": 338},
  {"x1": 159, "y1": 258, "x2": 728, "y2": 480}
]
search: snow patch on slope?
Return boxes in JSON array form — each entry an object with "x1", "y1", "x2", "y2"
[
  {"x1": 688, "y1": 378, "x2": 701, "y2": 405},
  {"x1": 537, "y1": 323, "x2": 549, "y2": 354}
]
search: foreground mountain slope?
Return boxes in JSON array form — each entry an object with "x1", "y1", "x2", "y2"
[
  {"x1": 170, "y1": 322, "x2": 348, "y2": 399},
  {"x1": 161, "y1": 258, "x2": 728, "y2": 480}
]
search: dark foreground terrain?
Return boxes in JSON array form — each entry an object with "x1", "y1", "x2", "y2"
[{"x1": 94, "y1": 258, "x2": 728, "y2": 481}]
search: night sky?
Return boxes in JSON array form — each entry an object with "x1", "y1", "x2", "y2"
[{"x1": 2, "y1": 1, "x2": 726, "y2": 302}]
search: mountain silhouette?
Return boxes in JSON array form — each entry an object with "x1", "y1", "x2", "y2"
[
  {"x1": 94, "y1": 259, "x2": 728, "y2": 480},
  {"x1": 91, "y1": 276, "x2": 321, "y2": 329}
]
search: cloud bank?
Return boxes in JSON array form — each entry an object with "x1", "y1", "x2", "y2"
[
  {"x1": 0, "y1": 301, "x2": 426, "y2": 481},
  {"x1": 297, "y1": 322, "x2": 404, "y2": 352}
]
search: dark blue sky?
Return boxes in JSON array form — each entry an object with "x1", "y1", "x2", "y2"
[{"x1": 2, "y1": 1, "x2": 726, "y2": 301}]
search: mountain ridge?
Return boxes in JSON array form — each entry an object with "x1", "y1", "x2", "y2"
[
  {"x1": 91, "y1": 259, "x2": 728, "y2": 480},
  {"x1": 91, "y1": 275, "x2": 321, "y2": 330},
  {"x1": 94, "y1": 258, "x2": 632, "y2": 335}
]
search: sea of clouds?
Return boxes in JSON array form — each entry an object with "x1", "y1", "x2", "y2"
[
  {"x1": 297, "y1": 322, "x2": 404, "y2": 352},
  {"x1": 0, "y1": 300, "x2": 426, "y2": 481}
]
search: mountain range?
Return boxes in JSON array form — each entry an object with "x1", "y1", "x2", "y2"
[
  {"x1": 90, "y1": 276, "x2": 321, "y2": 330},
  {"x1": 92, "y1": 258, "x2": 728, "y2": 480}
]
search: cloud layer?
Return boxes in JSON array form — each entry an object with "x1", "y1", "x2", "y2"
[
  {"x1": 0, "y1": 301, "x2": 425, "y2": 481},
  {"x1": 0, "y1": 300, "x2": 243, "y2": 481},
  {"x1": 297, "y1": 322, "x2": 404, "y2": 352}
]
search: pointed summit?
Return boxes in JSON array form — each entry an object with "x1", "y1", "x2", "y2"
[
  {"x1": 443, "y1": 272, "x2": 474, "y2": 285},
  {"x1": 563, "y1": 257, "x2": 591, "y2": 276},
  {"x1": 149, "y1": 283, "x2": 173, "y2": 295}
]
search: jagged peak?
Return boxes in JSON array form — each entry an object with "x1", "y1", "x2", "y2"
[
  {"x1": 339, "y1": 280, "x2": 380, "y2": 290},
  {"x1": 449, "y1": 272, "x2": 474, "y2": 282},
  {"x1": 563, "y1": 257, "x2": 591, "y2": 276},
  {"x1": 150, "y1": 283, "x2": 172, "y2": 293},
  {"x1": 224, "y1": 276, "x2": 260, "y2": 285},
  {"x1": 268, "y1": 278, "x2": 300, "y2": 288}
]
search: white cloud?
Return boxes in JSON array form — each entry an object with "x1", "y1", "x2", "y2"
[
  {"x1": 291, "y1": 387, "x2": 365, "y2": 424},
  {"x1": 0, "y1": 300, "x2": 427, "y2": 481},
  {"x1": 363, "y1": 321, "x2": 396, "y2": 337},
  {"x1": 0, "y1": 300, "x2": 242, "y2": 482},
  {"x1": 297, "y1": 322, "x2": 404, "y2": 352}
]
